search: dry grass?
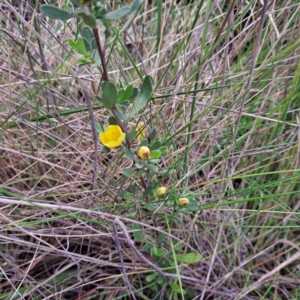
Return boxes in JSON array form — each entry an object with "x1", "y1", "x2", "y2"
[{"x1": 0, "y1": 0, "x2": 300, "y2": 299}]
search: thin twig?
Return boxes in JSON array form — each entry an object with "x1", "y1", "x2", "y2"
[
  {"x1": 90, "y1": 4, "x2": 149, "y2": 205},
  {"x1": 91, "y1": 16, "x2": 150, "y2": 197},
  {"x1": 200, "y1": 225, "x2": 224, "y2": 300},
  {"x1": 237, "y1": 250, "x2": 300, "y2": 299},
  {"x1": 92, "y1": 28, "x2": 109, "y2": 82},
  {"x1": 125, "y1": 30, "x2": 147, "y2": 75},
  {"x1": 113, "y1": 218, "x2": 202, "y2": 284},
  {"x1": 84, "y1": 91, "x2": 98, "y2": 190},
  {"x1": 113, "y1": 52, "x2": 129, "y2": 85},
  {"x1": 113, "y1": 221, "x2": 137, "y2": 300},
  {"x1": 0, "y1": 197, "x2": 200, "y2": 253}
]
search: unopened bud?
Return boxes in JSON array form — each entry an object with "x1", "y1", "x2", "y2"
[
  {"x1": 137, "y1": 146, "x2": 150, "y2": 160},
  {"x1": 156, "y1": 187, "x2": 168, "y2": 198},
  {"x1": 178, "y1": 198, "x2": 189, "y2": 208}
]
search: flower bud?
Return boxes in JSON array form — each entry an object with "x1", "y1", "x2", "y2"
[
  {"x1": 178, "y1": 198, "x2": 189, "y2": 208},
  {"x1": 137, "y1": 146, "x2": 150, "y2": 160},
  {"x1": 156, "y1": 187, "x2": 168, "y2": 198}
]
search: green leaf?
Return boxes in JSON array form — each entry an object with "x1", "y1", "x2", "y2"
[
  {"x1": 127, "y1": 208, "x2": 137, "y2": 217},
  {"x1": 135, "y1": 162, "x2": 143, "y2": 169},
  {"x1": 170, "y1": 281, "x2": 186, "y2": 294},
  {"x1": 82, "y1": 26, "x2": 94, "y2": 40},
  {"x1": 150, "y1": 140, "x2": 161, "y2": 151},
  {"x1": 77, "y1": 55, "x2": 95, "y2": 66},
  {"x1": 95, "y1": 96, "x2": 102, "y2": 104},
  {"x1": 181, "y1": 188, "x2": 192, "y2": 196},
  {"x1": 140, "y1": 139, "x2": 148, "y2": 146},
  {"x1": 148, "y1": 159, "x2": 160, "y2": 164},
  {"x1": 150, "y1": 150, "x2": 161, "y2": 159},
  {"x1": 175, "y1": 252, "x2": 201, "y2": 264},
  {"x1": 82, "y1": 38, "x2": 92, "y2": 54},
  {"x1": 113, "y1": 108, "x2": 128, "y2": 120},
  {"x1": 166, "y1": 258, "x2": 176, "y2": 271},
  {"x1": 100, "y1": 145, "x2": 110, "y2": 153},
  {"x1": 108, "y1": 116, "x2": 117, "y2": 125},
  {"x1": 117, "y1": 100, "x2": 130, "y2": 108},
  {"x1": 129, "y1": 0, "x2": 144, "y2": 11},
  {"x1": 78, "y1": 12, "x2": 97, "y2": 28},
  {"x1": 104, "y1": 28, "x2": 111, "y2": 39},
  {"x1": 129, "y1": 75, "x2": 153, "y2": 118},
  {"x1": 149, "y1": 128, "x2": 156, "y2": 142},
  {"x1": 157, "y1": 275, "x2": 164, "y2": 284},
  {"x1": 82, "y1": 26, "x2": 94, "y2": 52},
  {"x1": 97, "y1": 6, "x2": 132, "y2": 20},
  {"x1": 187, "y1": 199, "x2": 198, "y2": 212},
  {"x1": 124, "y1": 148, "x2": 138, "y2": 162},
  {"x1": 173, "y1": 243, "x2": 183, "y2": 251},
  {"x1": 127, "y1": 130, "x2": 138, "y2": 140},
  {"x1": 122, "y1": 167, "x2": 136, "y2": 177},
  {"x1": 141, "y1": 244, "x2": 152, "y2": 252},
  {"x1": 130, "y1": 184, "x2": 136, "y2": 194},
  {"x1": 119, "y1": 0, "x2": 143, "y2": 34},
  {"x1": 156, "y1": 233, "x2": 166, "y2": 244},
  {"x1": 145, "y1": 164, "x2": 158, "y2": 173},
  {"x1": 130, "y1": 87, "x2": 139, "y2": 100},
  {"x1": 132, "y1": 224, "x2": 144, "y2": 242},
  {"x1": 102, "y1": 82, "x2": 118, "y2": 110},
  {"x1": 156, "y1": 169, "x2": 173, "y2": 175},
  {"x1": 158, "y1": 146, "x2": 167, "y2": 156},
  {"x1": 68, "y1": 38, "x2": 89, "y2": 56},
  {"x1": 95, "y1": 4, "x2": 107, "y2": 16},
  {"x1": 142, "y1": 185, "x2": 153, "y2": 199},
  {"x1": 146, "y1": 273, "x2": 157, "y2": 282},
  {"x1": 120, "y1": 189, "x2": 127, "y2": 197},
  {"x1": 123, "y1": 192, "x2": 133, "y2": 201},
  {"x1": 117, "y1": 89, "x2": 124, "y2": 99},
  {"x1": 118, "y1": 85, "x2": 133, "y2": 102},
  {"x1": 40, "y1": 5, "x2": 74, "y2": 20},
  {"x1": 101, "y1": 81, "x2": 108, "y2": 91},
  {"x1": 95, "y1": 122, "x2": 104, "y2": 133},
  {"x1": 144, "y1": 203, "x2": 155, "y2": 211},
  {"x1": 152, "y1": 246, "x2": 164, "y2": 257}
]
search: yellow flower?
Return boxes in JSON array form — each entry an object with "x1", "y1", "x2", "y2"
[
  {"x1": 178, "y1": 198, "x2": 189, "y2": 208},
  {"x1": 156, "y1": 187, "x2": 168, "y2": 198},
  {"x1": 137, "y1": 146, "x2": 150, "y2": 160},
  {"x1": 136, "y1": 122, "x2": 147, "y2": 143},
  {"x1": 99, "y1": 125, "x2": 126, "y2": 149}
]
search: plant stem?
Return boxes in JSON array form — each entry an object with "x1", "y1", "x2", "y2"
[
  {"x1": 111, "y1": 110, "x2": 149, "y2": 194},
  {"x1": 92, "y1": 28, "x2": 109, "y2": 82},
  {"x1": 90, "y1": 12, "x2": 150, "y2": 202}
]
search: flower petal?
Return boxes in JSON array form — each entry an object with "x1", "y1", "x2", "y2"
[
  {"x1": 99, "y1": 132, "x2": 109, "y2": 144},
  {"x1": 99, "y1": 125, "x2": 126, "y2": 149},
  {"x1": 106, "y1": 141, "x2": 121, "y2": 149},
  {"x1": 117, "y1": 132, "x2": 126, "y2": 144}
]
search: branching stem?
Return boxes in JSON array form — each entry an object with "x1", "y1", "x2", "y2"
[{"x1": 92, "y1": 28, "x2": 109, "y2": 82}]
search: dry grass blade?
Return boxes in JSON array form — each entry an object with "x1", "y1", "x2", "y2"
[
  {"x1": 83, "y1": 90, "x2": 98, "y2": 191},
  {"x1": 113, "y1": 218, "x2": 203, "y2": 284},
  {"x1": 1, "y1": 0, "x2": 300, "y2": 298},
  {"x1": 237, "y1": 250, "x2": 300, "y2": 299}
]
